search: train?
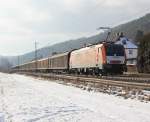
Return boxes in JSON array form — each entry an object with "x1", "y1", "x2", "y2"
[{"x1": 12, "y1": 42, "x2": 126, "y2": 75}]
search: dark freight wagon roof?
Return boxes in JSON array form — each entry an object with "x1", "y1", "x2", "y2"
[{"x1": 50, "y1": 52, "x2": 70, "y2": 59}]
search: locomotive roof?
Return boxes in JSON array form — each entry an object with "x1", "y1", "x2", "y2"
[{"x1": 71, "y1": 43, "x2": 103, "y2": 53}]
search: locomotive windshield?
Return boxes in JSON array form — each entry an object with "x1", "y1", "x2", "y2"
[{"x1": 106, "y1": 44, "x2": 124, "y2": 56}]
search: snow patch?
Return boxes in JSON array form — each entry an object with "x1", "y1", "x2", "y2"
[
  {"x1": 0, "y1": 113, "x2": 4, "y2": 122},
  {"x1": 0, "y1": 73, "x2": 150, "y2": 122}
]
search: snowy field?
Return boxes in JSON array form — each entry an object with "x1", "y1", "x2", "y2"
[{"x1": 0, "y1": 73, "x2": 150, "y2": 122}]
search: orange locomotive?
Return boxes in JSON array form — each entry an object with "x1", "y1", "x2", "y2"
[{"x1": 70, "y1": 42, "x2": 126, "y2": 75}]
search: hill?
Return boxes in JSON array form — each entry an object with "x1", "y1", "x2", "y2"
[
  {"x1": 112, "y1": 13, "x2": 150, "y2": 40},
  {"x1": 0, "y1": 56, "x2": 12, "y2": 72},
  {"x1": 4, "y1": 13, "x2": 150, "y2": 67}
]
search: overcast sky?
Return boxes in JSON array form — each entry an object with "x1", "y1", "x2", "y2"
[{"x1": 0, "y1": 0, "x2": 150, "y2": 56}]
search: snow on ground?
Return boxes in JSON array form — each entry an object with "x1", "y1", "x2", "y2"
[{"x1": 0, "y1": 73, "x2": 150, "y2": 122}]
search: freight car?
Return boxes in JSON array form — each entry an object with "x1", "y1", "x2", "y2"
[
  {"x1": 37, "y1": 58, "x2": 49, "y2": 72},
  {"x1": 48, "y1": 52, "x2": 70, "y2": 73},
  {"x1": 12, "y1": 42, "x2": 126, "y2": 75},
  {"x1": 15, "y1": 60, "x2": 36, "y2": 72},
  {"x1": 12, "y1": 52, "x2": 71, "y2": 73},
  {"x1": 70, "y1": 42, "x2": 126, "y2": 75}
]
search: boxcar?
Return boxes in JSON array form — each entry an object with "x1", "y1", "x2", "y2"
[
  {"x1": 49, "y1": 52, "x2": 70, "y2": 72},
  {"x1": 37, "y1": 58, "x2": 49, "y2": 71},
  {"x1": 13, "y1": 59, "x2": 46, "y2": 72},
  {"x1": 20, "y1": 61, "x2": 36, "y2": 71}
]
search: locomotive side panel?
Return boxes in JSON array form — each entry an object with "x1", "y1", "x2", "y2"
[{"x1": 70, "y1": 44, "x2": 104, "y2": 69}]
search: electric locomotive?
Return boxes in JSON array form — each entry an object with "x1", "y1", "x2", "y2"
[{"x1": 69, "y1": 42, "x2": 126, "y2": 75}]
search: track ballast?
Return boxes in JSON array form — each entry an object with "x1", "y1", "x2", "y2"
[{"x1": 20, "y1": 72, "x2": 150, "y2": 90}]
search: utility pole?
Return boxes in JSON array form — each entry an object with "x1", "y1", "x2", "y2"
[
  {"x1": 35, "y1": 41, "x2": 38, "y2": 72},
  {"x1": 17, "y1": 56, "x2": 20, "y2": 72}
]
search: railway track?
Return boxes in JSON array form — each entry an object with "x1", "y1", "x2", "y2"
[
  {"x1": 101, "y1": 75, "x2": 150, "y2": 83},
  {"x1": 21, "y1": 72, "x2": 150, "y2": 90}
]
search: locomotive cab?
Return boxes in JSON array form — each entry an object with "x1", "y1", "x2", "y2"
[{"x1": 103, "y1": 43, "x2": 126, "y2": 74}]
